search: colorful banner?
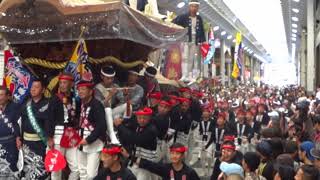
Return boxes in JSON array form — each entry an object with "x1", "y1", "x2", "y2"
[
  {"x1": 231, "y1": 32, "x2": 242, "y2": 79},
  {"x1": 163, "y1": 44, "x2": 182, "y2": 80},
  {"x1": 4, "y1": 50, "x2": 34, "y2": 104},
  {"x1": 201, "y1": 43, "x2": 210, "y2": 58},
  {"x1": 203, "y1": 27, "x2": 215, "y2": 65},
  {"x1": 64, "y1": 39, "x2": 93, "y2": 83}
]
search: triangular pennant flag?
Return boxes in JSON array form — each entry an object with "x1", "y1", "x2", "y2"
[
  {"x1": 64, "y1": 39, "x2": 93, "y2": 84},
  {"x1": 45, "y1": 149, "x2": 66, "y2": 172}
]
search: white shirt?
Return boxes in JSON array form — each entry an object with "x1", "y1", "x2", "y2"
[{"x1": 191, "y1": 16, "x2": 197, "y2": 35}]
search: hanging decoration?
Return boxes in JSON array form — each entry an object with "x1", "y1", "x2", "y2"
[
  {"x1": 164, "y1": 44, "x2": 182, "y2": 80},
  {"x1": 232, "y1": 32, "x2": 243, "y2": 79},
  {"x1": 25, "y1": 54, "x2": 146, "y2": 98},
  {"x1": 203, "y1": 27, "x2": 215, "y2": 65},
  {"x1": 24, "y1": 56, "x2": 145, "y2": 70},
  {"x1": 200, "y1": 43, "x2": 210, "y2": 58},
  {"x1": 3, "y1": 50, "x2": 34, "y2": 104}
]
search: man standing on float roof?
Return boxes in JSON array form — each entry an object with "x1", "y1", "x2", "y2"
[{"x1": 173, "y1": 0, "x2": 206, "y2": 79}]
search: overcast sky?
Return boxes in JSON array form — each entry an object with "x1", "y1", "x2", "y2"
[
  {"x1": 222, "y1": 0, "x2": 296, "y2": 84},
  {"x1": 223, "y1": 0, "x2": 290, "y2": 63}
]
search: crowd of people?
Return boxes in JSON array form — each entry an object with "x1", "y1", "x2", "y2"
[{"x1": 0, "y1": 63, "x2": 320, "y2": 180}]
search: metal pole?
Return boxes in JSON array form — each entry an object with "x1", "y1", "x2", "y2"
[
  {"x1": 250, "y1": 56, "x2": 254, "y2": 83},
  {"x1": 300, "y1": 30, "x2": 307, "y2": 87},
  {"x1": 220, "y1": 39, "x2": 225, "y2": 86},
  {"x1": 227, "y1": 60, "x2": 231, "y2": 87},
  {"x1": 306, "y1": 0, "x2": 315, "y2": 92}
]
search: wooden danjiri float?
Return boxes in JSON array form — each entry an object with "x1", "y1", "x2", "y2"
[{"x1": 0, "y1": 0, "x2": 187, "y2": 94}]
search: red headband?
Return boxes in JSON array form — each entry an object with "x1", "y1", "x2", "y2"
[
  {"x1": 222, "y1": 144, "x2": 236, "y2": 151},
  {"x1": 179, "y1": 98, "x2": 191, "y2": 104},
  {"x1": 169, "y1": 95, "x2": 178, "y2": 100},
  {"x1": 170, "y1": 146, "x2": 188, "y2": 153},
  {"x1": 59, "y1": 75, "x2": 74, "y2": 81},
  {"x1": 193, "y1": 91, "x2": 204, "y2": 98},
  {"x1": 135, "y1": 107, "x2": 153, "y2": 116},
  {"x1": 224, "y1": 135, "x2": 235, "y2": 142},
  {"x1": 102, "y1": 146, "x2": 122, "y2": 155},
  {"x1": 148, "y1": 92, "x2": 162, "y2": 99},
  {"x1": 169, "y1": 98, "x2": 179, "y2": 106},
  {"x1": 197, "y1": 92, "x2": 204, "y2": 98},
  {"x1": 159, "y1": 100, "x2": 171, "y2": 107},
  {"x1": 179, "y1": 88, "x2": 191, "y2": 93}
]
